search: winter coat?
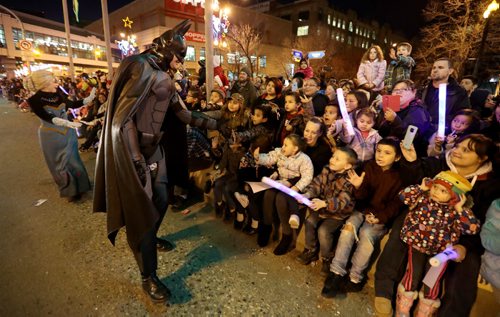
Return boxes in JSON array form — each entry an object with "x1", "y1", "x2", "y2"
[
  {"x1": 295, "y1": 66, "x2": 314, "y2": 80},
  {"x1": 302, "y1": 167, "x2": 355, "y2": 221},
  {"x1": 340, "y1": 128, "x2": 382, "y2": 162},
  {"x1": 420, "y1": 77, "x2": 470, "y2": 135},
  {"x1": 258, "y1": 149, "x2": 313, "y2": 192},
  {"x1": 400, "y1": 184, "x2": 479, "y2": 255},
  {"x1": 230, "y1": 80, "x2": 258, "y2": 108},
  {"x1": 357, "y1": 59, "x2": 387, "y2": 91},
  {"x1": 354, "y1": 160, "x2": 403, "y2": 224},
  {"x1": 383, "y1": 55, "x2": 415, "y2": 90},
  {"x1": 480, "y1": 199, "x2": 500, "y2": 289}
]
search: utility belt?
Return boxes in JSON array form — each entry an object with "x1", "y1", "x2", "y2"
[{"x1": 139, "y1": 131, "x2": 164, "y2": 164}]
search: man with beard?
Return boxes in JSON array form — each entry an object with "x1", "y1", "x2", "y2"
[
  {"x1": 230, "y1": 67, "x2": 257, "y2": 108},
  {"x1": 93, "y1": 20, "x2": 217, "y2": 304}
]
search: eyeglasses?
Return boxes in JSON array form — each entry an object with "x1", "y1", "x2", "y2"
[{"x1": 392, "y1": 88, "x2": 410, "y2": 93}]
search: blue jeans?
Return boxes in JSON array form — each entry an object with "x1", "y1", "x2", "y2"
[
  {"x1": 330, "y1": 211, "x2": 387, "y2": 282},
  {"x1": 304, "y1": 211, "x2": 344, "y2": 259}
]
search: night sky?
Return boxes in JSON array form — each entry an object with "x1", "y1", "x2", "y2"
[{"x1": 1, "y1": 0, "x2": 427, "y2": 38}]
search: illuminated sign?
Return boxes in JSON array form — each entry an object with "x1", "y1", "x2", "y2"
[
  {"x1": 307, "y1": 51, "x2": 325, "y2": 59},
  {"x1": 185, "y1": 31, "x2": 206, "y2": 43},
  {"x1": 173, "y1": 0, "x2": 205, "y2": 8}
]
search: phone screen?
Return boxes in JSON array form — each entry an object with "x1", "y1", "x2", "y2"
[{"x1": 292, "y1": 82, "x2": 298, "y2": 92}]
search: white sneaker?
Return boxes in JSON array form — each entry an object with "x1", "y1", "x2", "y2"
[
  {"x1": 234, "y1": 192, "x2": 249, "y2": 208},
  {"x1": 289, "y1": 214, "x2": 300, "y2": 229}
]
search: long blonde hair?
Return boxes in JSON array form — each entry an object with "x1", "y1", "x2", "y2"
[{"x1": 361, "y1": 45, "x2": 384, "y2": 63}]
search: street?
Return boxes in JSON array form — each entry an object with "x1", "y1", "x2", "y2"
[{"x1": 0, "y1": 97, "x2": 373, "y2": 316}]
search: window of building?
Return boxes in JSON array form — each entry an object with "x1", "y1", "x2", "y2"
[
  {"x1": 348, "y1": 35, "x2": 352, "y2": 45},
  {"x1": 349, "y1": 21, "x2": 353, "y2": 32},
  {"x1": 281, "y1": 14, "x2": 291, "y2": 21},
  {"x1": 185, "y1": 46, "x2": 195, "y2": 61},
  {"x1": 298, "y1": 11, "x2": 309, "y2": 22},
  {"x1": 259, "y1": 55, "x2": 266, "y2": 68},
  {"x1": 384, "y1": 37, "x2": 388, "y2": 44},
  {"x1": 0, "y1": 25, "x2": 5, "y2": 47},
  {"x1": 342, "y1": 20, "x2": 346, "y2": 30},
  {"x1": 200, "y1": 47, "x2": 205, "y2": 60},
  {"x1": 332, "y1": 17, "x2": 336, "y2": 27},
  {"x1": 355, "y1": 27, "x2": 359, "y2": 34},
  {"x1": 372, "y1": 31, "x2": 376, "y2": 39},
  {"x1": 341, "y1": 35, "x2": 345, "y2": 43},
  {"x1": 318, "y1": 9, "x2": 323, "y2": 21},
  {"x1": 327, "y1": 14, "x2": 331, "y2": 25},
  {"x1": 297, "y1": 25, "x2": 309, "y2": 36},
  {"x1": 335, "y1": 33, "x2": 340, "y2": 41}
]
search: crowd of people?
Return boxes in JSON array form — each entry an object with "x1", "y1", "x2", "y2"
[{"x1": 1, "y1": 36, "x2": 499, "y2": 317}]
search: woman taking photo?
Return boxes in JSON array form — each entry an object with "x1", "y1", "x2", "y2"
[{"x1": 27, "y1": 70, "x2": 94, "y2": 202}]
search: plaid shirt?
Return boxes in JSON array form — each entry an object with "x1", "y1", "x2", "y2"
[{"x1": 383, "y1": 55, "x2": 415, "y2": 90}]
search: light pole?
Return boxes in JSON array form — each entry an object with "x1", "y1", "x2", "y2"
[{"x1": 473, "y1": 0, "x2": 499, "y2": 77}]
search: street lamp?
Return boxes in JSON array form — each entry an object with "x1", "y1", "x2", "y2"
[{"x1": 473, "y1": 0, "x2": 499, "y2": 77}]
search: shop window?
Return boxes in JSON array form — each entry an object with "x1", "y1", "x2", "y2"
[
  {"x1": 185, "y1": 46, "x2": 195, "y2": 61},
  {"x1": 200, "y1": 47, "x2": 205, "y2": 60},
  {"x1": 297, "y1": 26, "x2": 309, "y2": 36},
  {"x1": 259, "y1": 56, "x2": 266, "y2": 68}
]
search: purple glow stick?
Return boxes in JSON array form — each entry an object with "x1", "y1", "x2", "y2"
[
  {"x1": 261, "y1": 177, "x2": 312, "y2": 207},
  {"x1": 58, "y1": 85, "x2": 69, "y2": 95},
  {"x1": 68, "y1": 108, "x2": 81, "y2": 137}
]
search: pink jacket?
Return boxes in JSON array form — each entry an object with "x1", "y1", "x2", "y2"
[
  {"x1": 356, "y1": 59, "x2": 387, "y2": 91},
  {"x1": 295, "y1": 66, "x2": 314, "y2": 80}
]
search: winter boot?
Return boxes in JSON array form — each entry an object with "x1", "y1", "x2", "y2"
[
  {"x1": 395, "y1": 283, "x2": 418, "y2": 317},
  {"x1": 257, "y1": 224, "x2": 272, "y2": 247},
  {"x1": 414, "y1": 292, "x2": 440, "y2": 317},
  {"x1": 273, "y1": 233, "x2": 294, "y2": 255},
  {"x1": 374, "y1": 297, "x2": 393, "y2": 317}
]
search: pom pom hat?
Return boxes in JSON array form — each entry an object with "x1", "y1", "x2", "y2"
[{"x1": 431, "y1": 171, "x2": 473, "y2": 205}]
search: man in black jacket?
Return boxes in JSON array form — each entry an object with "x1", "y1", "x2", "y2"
[{"x1": 419, "y1": 58, "x2": 470, "y2": 138}]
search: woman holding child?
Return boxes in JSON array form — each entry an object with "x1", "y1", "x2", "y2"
[{"x1": 374, "y1": 134, "x2": 500, "y2": 317}]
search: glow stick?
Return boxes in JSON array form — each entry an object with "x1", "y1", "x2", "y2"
[
  {"x1": 423, "y1": 246, "x2": 457, "y2": 288},
  {"x1": 68, "y1": 108, "x2": 81, "y2": 136},
  {"x1": 261, "y1": 176, "x2": 312, "y2": 207},
  {"x1": 336, "y1": 88, "x2": 355, "y2": 136},
  {"x1": 58, "y1": 85, "x2": 69, "y2": 95},
  {"x1": 429, "y1": 247, "x2": 457, "y2": 267},
  {"x1": 437, "y1": 83, "x2": 447, "y2": 138}
]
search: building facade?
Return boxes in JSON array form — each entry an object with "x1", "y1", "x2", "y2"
[
  {"x1": 0, "y1": 10, "x2": 120, "y2": 77},
  {"x1": 85, "y1": 0, "x2": 293, "y2": 77},
  {"x1": 248, "y1": 0, "x2": 406, "y2": 53}
]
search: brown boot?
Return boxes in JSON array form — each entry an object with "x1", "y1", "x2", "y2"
[
  {"x1": 414, "y1": 291, "x2": 440, "y2": 317},
  {"x1": 374, "y1": 297, "x2": 393, "y2": 317},
  {"x1": 395, "y1": 283, "x2": 417, "y2": 317}
]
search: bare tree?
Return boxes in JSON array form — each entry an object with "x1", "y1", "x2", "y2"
[
  {"x1": 413, "y1": 0, "x2": 490, "y2": 80},
  {"x1": 226, "y1": 23, "x2": 262, "y2": 76}
]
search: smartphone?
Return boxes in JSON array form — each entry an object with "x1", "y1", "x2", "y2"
[
  {"x1": 402, "y1": 125, "x2": 418, "y2": 150},
  {"x1": 291, "y1": 82, "x2": 298, "y2": 92},
  {"x1": 382, "y1": 95, "x2": 401, "y2": 112}
]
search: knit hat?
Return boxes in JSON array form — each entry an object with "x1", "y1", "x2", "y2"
[
  {"x1": 432, "y1": 171, "x2": 473, "y2": 204},
  {"x1": 228, "y1": 93, "x2": 245, "y2": 105},
  {"x1": 29, "y1": 70, "x2": 54, "y2": 91},
  {"x1": 240, "y1": 67, "x2": 251, "y2": 78},
  {"x1": 211, "y1": 88, "x2": 226, "y2": 100}
]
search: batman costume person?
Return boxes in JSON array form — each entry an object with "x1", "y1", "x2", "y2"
[{"x1": 93, "y1": 20, "x2": 217, "y2": 303}]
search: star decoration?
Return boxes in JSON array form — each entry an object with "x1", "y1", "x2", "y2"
[{"x1": 122, "y1": 17, "x2": 133, "y2": 29}]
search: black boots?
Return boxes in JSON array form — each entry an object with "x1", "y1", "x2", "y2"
[
  {"x1": 142, "y1": 274, "x2": 171, "y2": 303},
  {"x1": 257, "y1": 224, "x2": 272, "y2": 247},
  {"x1": 321, "y1": 272, "x2": 346, "y2": 298},
  {"x1": 273, "y1": 233, "x2": 294, "y2": 255},
  {"x1": 156, "y1": 238, "x2": 174, "y2": 252}
]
